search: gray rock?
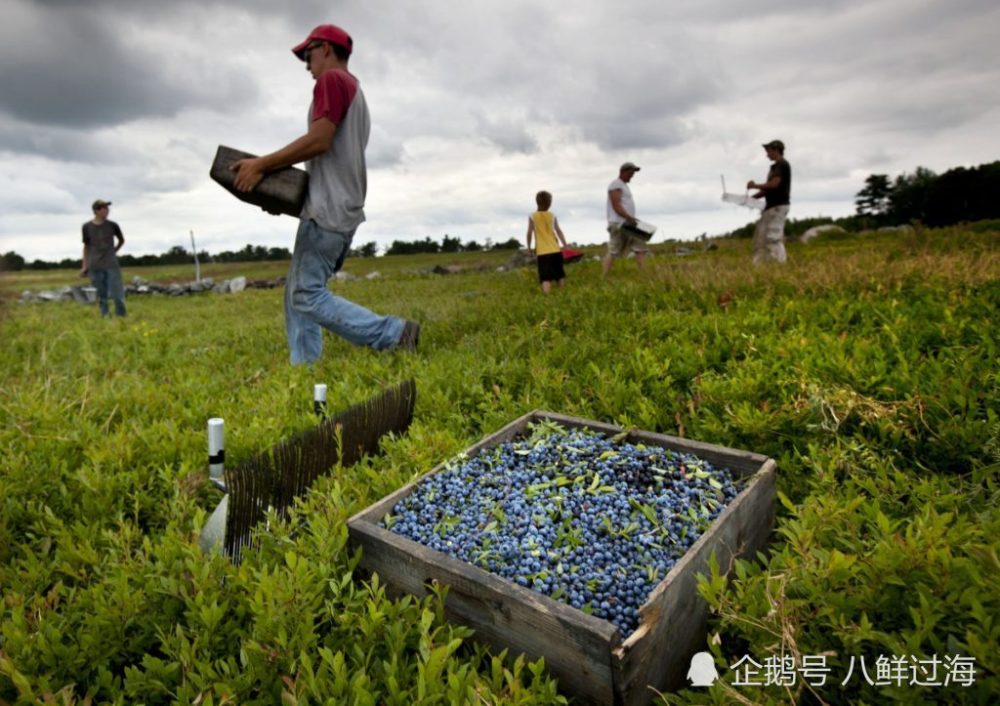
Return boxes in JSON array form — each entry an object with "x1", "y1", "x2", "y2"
[
  {"x1": 213, "y1": 280, "x2": 231, "y2": 293},
  {"x1": 431, "y1": 264, "x2": 464, "y2": 275},
  {"x1": 801, "y1": 224, "x2": 846, "y2": 243},
  {"x1": 504, "y1": 249, "x2": 536, "y2": 270},
  {"x1": 365, "y1": 271, "x2": 381, "y2": 280},
  {"x1": 248, "y1": 277, "x2": 283, "y2": 289},
  {"x1": 229, "y1": 276, "x2": 247, "y2": 293}
]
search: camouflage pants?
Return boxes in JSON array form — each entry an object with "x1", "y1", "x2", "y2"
[{"x1": 752, "y1": 205, "x2": 788, "y2": 264}]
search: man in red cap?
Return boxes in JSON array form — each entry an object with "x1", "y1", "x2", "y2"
[{"x1": 231, "y1": 24, "x2": 419, "y2": 365}]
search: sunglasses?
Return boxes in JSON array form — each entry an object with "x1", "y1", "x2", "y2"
[{"x1": 303, "y1": 42, "x2": 327, "y2": 64}]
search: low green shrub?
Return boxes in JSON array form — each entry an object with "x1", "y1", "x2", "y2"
[{"x1": 2, "y1": 227, "x2": 997, "y2": 703}]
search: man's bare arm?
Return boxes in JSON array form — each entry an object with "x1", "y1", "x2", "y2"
[
  {"x1": 232, "y1": 118, "x2": 337, "y2": 192},
  {"x1": 609, "y1": 189, "x2": 636, "y2": 226}
]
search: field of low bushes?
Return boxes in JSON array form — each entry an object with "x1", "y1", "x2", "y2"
[{"x1": 1, "y1": 227, "x2": 997, "y2": 704}]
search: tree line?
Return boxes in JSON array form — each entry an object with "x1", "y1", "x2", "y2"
[
  {"x1": 854, "y1": 160, "x2": 999, "y2": 228},
  {"x1": 0, "y1": 243, "x2": 295, "y2": 272},
  {"x1": 382, "y1": 235, "x2": 520, "y2": 255},
  {"x1": 0, "y1": 235, "x2": 523, "y2": 272}
]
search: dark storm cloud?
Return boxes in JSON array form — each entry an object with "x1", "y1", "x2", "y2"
[
  {"x1": 473, "y1": 111, "x2": 540, "y2": 155},
  {"x1": 0, "y1": 121, "x2": 145, "y2": 164},
  {"x1": 356, "y1": 3, "x2": 727, "y2": 154},
  {"x1": 725, "y1": 0, "x2": 1000, "y2": 144},
  {"x1": 0, "y1": 0, "x2": 258, "y2": 131},
  {"x1": 4, "y1": 0, "x2": 1000, "y2": 263}
]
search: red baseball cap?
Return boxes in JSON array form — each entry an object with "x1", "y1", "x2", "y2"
[{"x1": 292, "y1": 24, "x2": 353, "y2": 60}]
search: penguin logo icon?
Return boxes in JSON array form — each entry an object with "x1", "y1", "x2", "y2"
[{"x1": 687, "y1": 651, "x2": 719, "y2": 687}]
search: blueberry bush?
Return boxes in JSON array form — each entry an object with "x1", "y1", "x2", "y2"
[{"x1": 1, "y1": 228, "x2": 998, "y2": 704}]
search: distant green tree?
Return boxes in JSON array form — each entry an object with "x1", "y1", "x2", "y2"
[
  {"x1": 441, "y1": 235, "x2": 462, "y2": 253},
  {"x1": 923, "y1": 160, "x2": 1000, "y2": 226},
  {"x1": 385, "y1": 237, "x2": 440, "y2": 256},
  {"x1": 0, "y1": 251, "x2": 25, "y2": 271},
  {"x1": 888, "y1": 166, "x2": 936, "y2": 224},
  {"x1": 464, "y1": 240, "x2": 483, "y2": 252},
  {"x1": 855, "y1": 174, "x2": 892, "y2": 223},
  {"x1": 119, "y1": 253, "x2": 158, "y2": 267},
  {"x1": 163, "y1": 245, "x2": 190, "y2": 265},
  {"x1": 490, "y1": 238, "x2": 521, "y2": 250},
  {"x1": 358, "y1": 242, "x2": 379, "y2": 257}
]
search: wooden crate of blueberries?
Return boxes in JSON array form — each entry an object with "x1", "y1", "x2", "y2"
[{"x1": 347, "y1": 411, "x2": 776, "y2": 705}]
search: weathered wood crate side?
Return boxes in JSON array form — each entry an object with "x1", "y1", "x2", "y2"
[
  {"x1": 209, "y1": 145, "x2": 309, "y2": 217},
  {"x1": 349, "y1": 521, "x2": 621, "y2": 703},
  {"x1": 349, "y1": 411, "x2": 621, "y2": 704},
  {"x1": 613, "y1": 459, "x2": 776, "y2": 705},
  {"x1": 518, "y1": 413, "x2": 778, "y2": 705},
  {"x1": 347, "y1": 411, "x2": 775, "y2": 706}
]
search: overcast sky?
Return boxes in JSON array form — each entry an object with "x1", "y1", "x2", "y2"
[{"x1": 1, "y1": 0, "x2": 998, "y2": 262}]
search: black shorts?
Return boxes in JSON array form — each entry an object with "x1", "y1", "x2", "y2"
[{"x1": 536, "y1": 252, "x2": 565, "y2": 283}]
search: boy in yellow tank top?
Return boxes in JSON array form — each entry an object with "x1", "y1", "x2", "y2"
[{"x1": 525, "y1": 190, "x2": 569, "y2": 294}]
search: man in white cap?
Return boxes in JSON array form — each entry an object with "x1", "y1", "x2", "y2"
[
  {"x1": 231, "y1": 24, "x2": 419, "y2": 365},
  {"x1": 603, "y1": 162, "x2": 648, "y2": 277}
]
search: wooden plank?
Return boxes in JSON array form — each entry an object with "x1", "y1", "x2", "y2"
[
  {"x1": 349, "y1": 409, "x2": 621, "y2": 703},
  {"x1": 209, "y1": 145, "x2": 308, "y2": 218},
  {"x1": 349, "y1": 519, "x2": 620, "y2": 705},
  {"x1": 347, "y1": 410, "x2": 776, "y2": 706},
  {"x1": 613, "y1": 461, "x2": 776, "y2": 705},
  {"x1": 537, "y1": 411, "x2": 769, "y2": 475}
]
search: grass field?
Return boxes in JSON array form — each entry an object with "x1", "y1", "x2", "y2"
[{"x1": 1, "y1": 227, "x2": 998, "y2": 704}]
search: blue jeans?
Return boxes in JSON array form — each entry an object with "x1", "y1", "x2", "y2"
[
  {"x1": 285, "y1": 219, "x2": 404, "y2": 365},
  {"x1": 90, "y1": 268, "x2": 127, "y2": 317}
]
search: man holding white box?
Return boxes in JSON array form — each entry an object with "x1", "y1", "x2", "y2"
[{"x1": 602, "y1": 162, "x2": 649, "y2": 277}]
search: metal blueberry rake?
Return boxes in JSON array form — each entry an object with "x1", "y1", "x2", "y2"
[{"x1": 202, "y1": 379, "x2": 416, "y2": 562}]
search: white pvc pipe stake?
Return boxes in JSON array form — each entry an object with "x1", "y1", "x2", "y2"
[
  {"x1": 314, "y1": 384, "x2": 328, "y2": 416},
  {"x1": 208, "y1": 417, "x2": 225, "y2": 479}
]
